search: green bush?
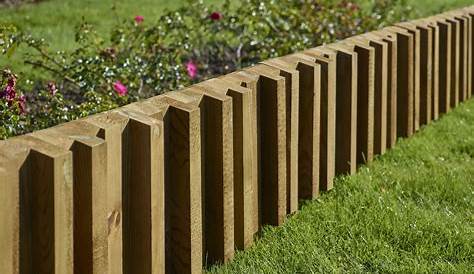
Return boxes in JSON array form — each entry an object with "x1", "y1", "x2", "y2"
[{"x1": 0, "y1": 0, "x2": 415, "y2": 139}]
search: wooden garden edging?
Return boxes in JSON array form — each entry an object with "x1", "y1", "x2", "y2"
[{"x1": 1, "y1": 6, "x2": 473, "y2": 274}]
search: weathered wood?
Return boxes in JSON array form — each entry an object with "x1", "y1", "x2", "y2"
[
  {"x1": 264, "y1": 56, "x2": 321, "y2": 199},
  {"x1": 253, "y1": 62, "x2": 299, "y2": 214},
  {"x1": 323, "y1": 44, "x2": 357, "y2": 175},
  {"x1": 199, "y1": 78, "x2": 257, "y2": 251},
  {"x1": 441, "y1": 16, "x2": 461, "y2": 108},
  {"x1": 426, "y1": 21, "x2": 440, "y2": 120},
  {"x1": 464, "y1": 10, "x2": 473, "y2": 99},
  {"x1": 0, "y1": 136, "x2": 74, "y2": 274},
  {"x1": 342, "y1": 39, "x2": 375, "y2": 165},
  {"x1": 294, "y1": 48, "x2": 336, "y2": 191},
  {"x1": 353, "y1": 34, "x2": 388, "y2": 155},
  {"x1": 453, "y1": 13, "x2": 469, "y2": 102},
  {"x1": 385, "y1": 26, "x2": 415, "y2": 138}
]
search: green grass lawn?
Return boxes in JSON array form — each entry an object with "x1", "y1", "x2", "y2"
[{"x1": 207, "y1": 100, "x2": 474, "y2": 273}]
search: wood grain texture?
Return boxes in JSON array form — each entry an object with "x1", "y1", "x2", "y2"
[
  {"x1": 342, "y1": 40, "x2": 375, "y2": 166},
  {"x1": 266, "y1": 55, "x2": 322, "y2": 199},
  {"x1": 200, "y1": 77, "x2": 257, "y2": 251},
  {"x1": 319, "y1": 45, "x2": 357, "y2": 175},
  {"x1": 426, "y1": 21, "x2": 440, "y2": 121},
  {"x1": 353, "y1": 34, "x2": 388, "y2": 156},
  {"x1": 385, "y1": 26, "x2": 415, "y2": 138},
  {"x1": 258, "y1": 62, "x2": 299, "y2": 214},
  {"x1": 243, "y1": 66, "x2": 287, "y2": 227},
  {"x1": 370, "y1": 31, "x2": 398, "y2": 149},
  {"x1": 396, "y1": 23, "x2": 421, "y2": 132},
  {"x1": 295, "y1": 48, "x2": 336, "y2": 191},
  {"x1": 1, "y1": 136, "x2": 74, "y2": 274},
  {"x1": 454, "y1": 13, "x2": 469, "y2": 102},
  {"x1": 436, "y1": 19, "x2": 452, "y2": 114},
  {"x1": 443, "y1": 16, "x2": 461, "y2": 108},
  {"x1": 31, "y1": 122, "x2": 108, "y2": 274}
]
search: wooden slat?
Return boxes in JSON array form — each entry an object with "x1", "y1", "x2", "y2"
[
  {"x1": 128, "y1": 96, "x2": 202, "y2": 274},
  {"x1": 435, "y1": 18, "x2": 452, "y2": 114},
  {"x1": 0, "y1": 136, "x2": 74, "y2": 274},
  {"x1": 385, "y1": 26, "x2": 415, "y2": 138},
  {"x1": 370, "y1": 31, "x2": 398, "y2": 149},
  {"x1": 322, "y1": 44, "x2": 357, "y2": 175},
  {"x1": 199, "y1": 78, "x2": 257, "y2": 251},
  {"x1": 294, "y1": 48, "x2": 336, "y2": 191},
  {"x1": 264, "y1": 56, "x2": 321, "y2": 199},
  {"x1": 440, "y1": 15, "x2": 461, "y2": 108},
  {"x1": 453, "y1": 13, "x2": 469, "y2": 102},
  {"x1": 251, "y1": 62, "x2": 299, "y2": 214},
  {"x1": 425, "y1": 21, "x2": 440, "y2": 120},
  {"x1": 464, "y1": 9, "x2": 473, "y2": 99},
  {"x1": 396, "y1": 23, "x2": 421, "y2": 131},
  {"x1": 225, "y1": 69, "x2": 287, "y2": 227},
  {"x1": 166, "y1": 86, "x2": 235, "y2": 265},
  {"x1": 30, "y1": 122, "x2": 108, "y2": 274},
  {"x1": 342, "y1": 39, "x2": 375, "y2": 165},
  {"x1": 353, "y1": 34, "x2": 388, "y2": 155}
]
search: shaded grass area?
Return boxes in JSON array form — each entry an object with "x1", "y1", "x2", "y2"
[{"x1": 208, "y1": 100, "x2": 474, "y2": 273}]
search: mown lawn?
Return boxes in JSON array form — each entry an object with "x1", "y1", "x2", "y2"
[{"x1": 208, "y1": 100, "x2": 474, "y2": 273}]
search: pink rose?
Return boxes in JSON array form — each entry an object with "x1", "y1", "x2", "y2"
[
  {"x1": 186, "y1": 60, "x2": 198, "y2": 79},
  {"x1": 134, "y1": 15, "x2": 144, "y2": 24},
  {"x1": 210, "y1": 12, "x2": 223, "y2": 21},
  {"x1": 113, "y1": 80, "x2": 128, "y2": 96}
]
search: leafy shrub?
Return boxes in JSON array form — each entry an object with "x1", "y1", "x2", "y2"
[{"x1": 0, "y1": 0, "x2": 416, "y2": 139}]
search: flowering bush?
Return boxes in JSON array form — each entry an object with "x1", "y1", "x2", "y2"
[{"x1": 0, "y1": 0, "x2": 415, "y2": 139}]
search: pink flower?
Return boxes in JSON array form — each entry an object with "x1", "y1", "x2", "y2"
[
  {"x1": 134, "y1": 15, "x2": 144, "y2": 24},
  {"x1": 47, "y1": 81, "x2": 57, "y2": 96},
  {"x1": 186, "y1": 60, "x2": 198, "y2": 79},
  {"x1": 113, "y1": 80, "x2": 128, "y2": 96},
  {"x1": 210, "y1": 12, "x2": 223, "y2": 21}
]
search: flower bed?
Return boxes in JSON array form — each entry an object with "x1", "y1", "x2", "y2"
[{"x1": 0, "y1": 0, "x2": 414, "y2": 139}]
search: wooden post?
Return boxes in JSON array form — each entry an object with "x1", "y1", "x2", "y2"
[
  {"x1": 396, "y1": 23, "x2": 421, "y2": 131},
  {"x1": 385, "y1": 26, "x2": 415, "y2": 138},
  {"x1": 263, "y1": 56, "x2": 321, "y2": 199},
  {"x1": 0, "y1": 136, "x2": 74, "y2": 274},
  {"x1": 435, "y1": 18, "x2": 452, "y2": 114},
  {"x1": 425, "y1": 21, "x2": 440, "y2": 120},
  {"x1": 352, "y1": 34, "x2": 388, "y2": 156},
  {"x1": 342, "y1": 39, "x2": 375, "y2": 165},
  {"x1": 225, "y1": 69, "x2": 287, "y2": 227},
  {"x1": 441, "y1": 16, "x2": 461, "y2": 108},
  {"x1": 250, "y1": 63, "x2": 299, "y2": 214},
  {"x1": 370, "y1": 31, "x2": 398, "y2": 149},
  {"x1": 453, "y1": 13, "x2": 469, "y2": 102},
  {"x1": 294, "y1": 48, "x2": 336, "y2": 191},
  {"x1": 199, "y1": 78, "x2": 257, "y2": 251}
]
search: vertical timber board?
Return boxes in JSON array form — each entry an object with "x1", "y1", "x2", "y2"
[
  {"x1": 31, "y1": 123, "x2": 109, "y2": 274},
  {"x1": 386, "y1": 27, "x2": 415, "y2": 138},
  {"x1": 342, "y1": 41, "x2": 375, "y2": 166},
  {"x1": 445, "y1": 17, "x2": 461, "y2": 108},
  {"x1": 464, "y1": 11, "x2": 473, "y2": 99},
  {"x1": 241, "y1": 66, "x2": 287, "y2": 226},
  {"x1": 396, "y1": 24, "x2": 421, "y2": 131},
  {"x1": 86, "y1": 113, "x2": 127, "y2": 274},
  {"x1": 152, "y1": 99, "x2": 202, "y2": 274},
  {"x1": 296, "y1": 49, "x2": 337, "y2": 191},
  {"x1": 469, "y1": 11, "x2": 474, "y2": 97},
  {"x1": 417, "y1": 23, "x2": 434, "y2": 125},
  {"x1": 266, "y1": 55, "x2": 322, "y2": 199},
  {"x1": 454, "y1": 14, "x2": 468, "y2": 101},
  {"x1": 112, "y1": 110, "x2": 165, "y2": 274},
  {"x1": 323, "y1": 45, "x2": 358, "y2": 175},
  {"x1": 258, "y1": 61, "x2": 300, "y2": 214},
  {"x1": 353, "y1": 34, "x2": 389, "y2": 155},
  {"x1": 1, "y1": 136, "x2": 74, "y2": 274},
  {"x1": 436, "y1": 19, "x2": 452, "y2": 114},
  {"x1": 427, "y1": 22, "x2": 440, "y2": 120},
  {"x1": 199, "y1": 78, "x2": 257, "y2": 250},
  {"x1": 172, "y1": 86, "x2": 235, "y2": 265},
  {"x1": 0, "y1": 153, "x2": 20, "y2": 274},
  {"x1": 371, "y1": 31, "x2": 398, "y2": 149}
]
